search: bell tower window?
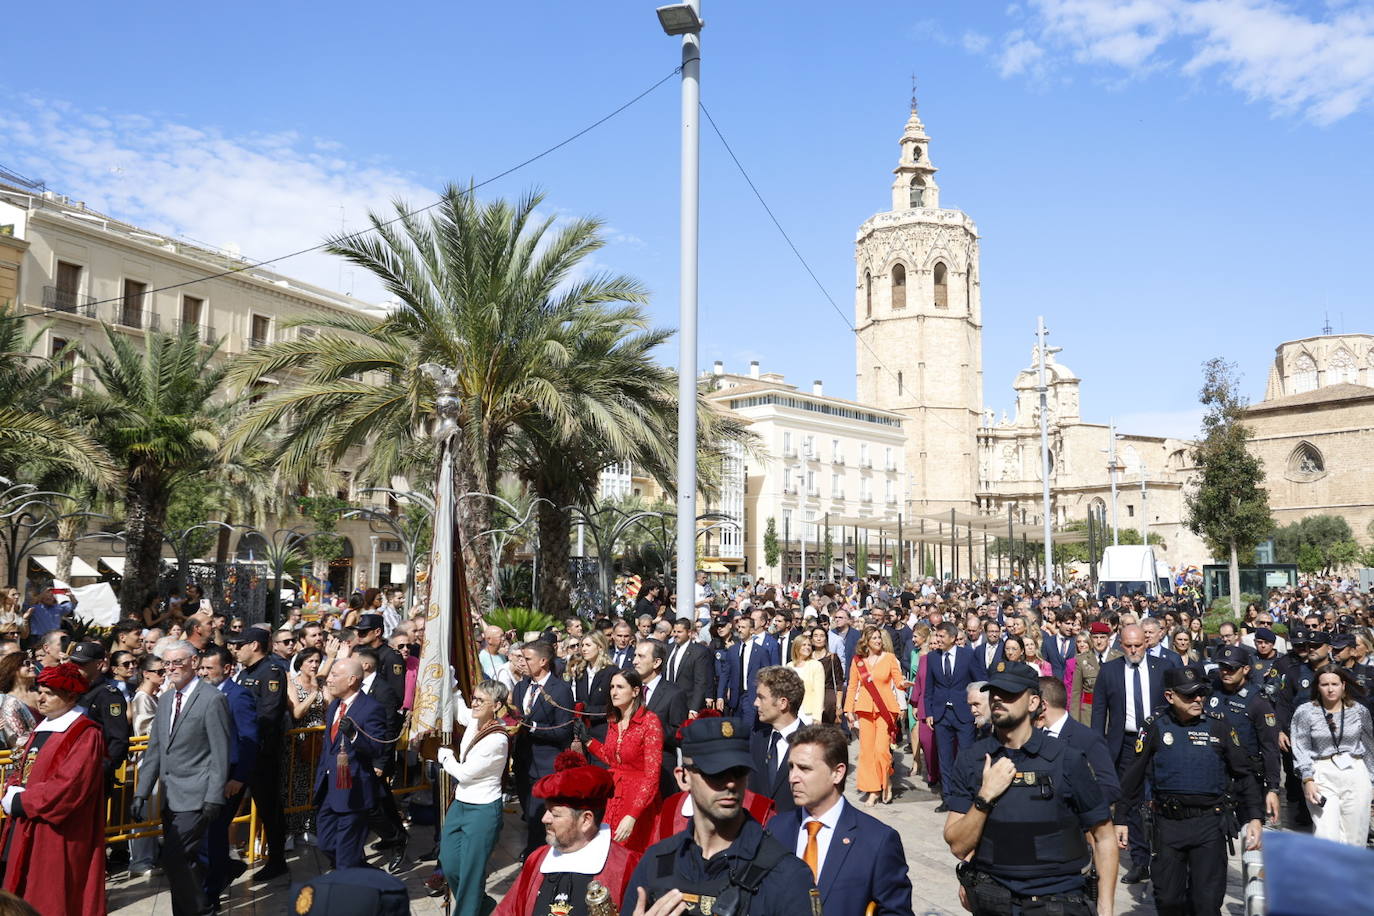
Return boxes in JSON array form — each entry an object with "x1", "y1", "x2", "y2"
[
  {"x1": 909, "y1": 176, "x2": 924, "y2": 208},
  {"x1": 897, "y1": 371, "x2": 904, "y2": 395},
  {"x1": 865, "y1": 270, "x2": 872, "y2": 318},
  {"x1": 891, "y1": 263, "x2": 907, "y2": 310},
  {"x1": 933, "y1": 262, "x2": 948, "y2": 309}
]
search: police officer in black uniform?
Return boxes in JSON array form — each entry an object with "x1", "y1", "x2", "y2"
[
  {"x1": 1331, "y1": 632, "x2": 1374, "y2": 715},
  {"x1": 1275, "y1": 628, "x2": 1321, "y2": 822},
  {"x1": 70, "y1": 641, "x2": 131, "y2": 790},
  {"x1": 620, "y1": 716, "x2": 818, "y2": 916},
  {"x1": 1209, "y1": 645, "x2": 1281, "y2": 825},
  {"x1": 1116, "y1": 666, "x2": 1264, "y2": 916},
  {"x1": 230, "y1": 626, "x2": 291, "y2": 882},
  {"x1": 354, "y1": 614, "x2": 405, "y2": 699},
  {"x1": 1247, "y1": 628, "x2": 1283, "y2": 697},
  {"x1": 943, "y1": 664, "x2": 1117, "y2": 916}
]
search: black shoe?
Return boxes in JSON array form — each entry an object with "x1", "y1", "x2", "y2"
[
  {"x1": 1121, "y1": 865, "x2": 1150, "y2": 884},
  {"x1": 226, "y1": 860, "x2": 247, "y2": 884},
  {"x1": 419, "y1": 845, "x2": 439, "y2": 862},
  {"x1": 934, "y1": 802, "x2": 949, "y2": 813},
  {"x1": 384, "y1": 848, "x2": 408, "y2": 875},
  {"x1": 252, "y1": 861, "x2": 290, "y2": 883}
]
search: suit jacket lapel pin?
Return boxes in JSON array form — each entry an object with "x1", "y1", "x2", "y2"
[{"x1": 841, "y1": 836, "x2": 851, "y2": 844}]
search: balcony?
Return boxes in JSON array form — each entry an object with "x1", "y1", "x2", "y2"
[
  {"x1": 42, "y1": 286, "x2": 97, "y2": 318},
  {"x1": 860, "y1": 459, "x2": 873, "y2": 469},
  {"x1": 833, "y1": 489, "x2": 845, "y2": 499},
  {"x1": 861, "y1": 494, "x2": 873, "y2": 504},
  {"x1": 782, "y1": 485, "x2": 798, "y2": 496},
  {"x1": 806, "y1": 488, "x2": 821, "y2": 498},
  {"x1": 116, "y1": 307, "x2": 160, "y2": 331},
  {"x1": 832, "y1": 455, "x2": 845, "y2": 466},
  {"x1": 174, "y1": 319, "x2": 216, "y2": 344},
  {"x1": 782, "y1": 447, "x2": 797, "y2": 459}
]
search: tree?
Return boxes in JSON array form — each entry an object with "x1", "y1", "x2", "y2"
[
  {"x1": 1273, "y1": 514, "x2": 1359, "y2": 574},
  {"x1": 763, "y1": 517, "x2": 780, "y2": 574},
  {"x1": 821, "y1": 527, "x2": 834, "y2": 582},
  {"x1": 75, "y1": 324, "x2": 239, "y2": 608},
  {"x1": 1327, "y1": 539, "x2": 1361, "y2": 574},
  {"x1": 1296, "y1": 543, "x2": 1325, "y2": 576},
  {"x1": 1185, "y1": 358, "x2": 1273, "y2": 617},
  {"x1": 228, "y1": 187, "x2": 697, "y2": 614}
]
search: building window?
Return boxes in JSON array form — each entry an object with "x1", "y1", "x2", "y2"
[
  {"x1": 1288, "y1": 441, "x2": 1326, "y2": 480},
  {"x1": 120, "y1": 279, "x2": 148, "y2": 328},
  {"x1": 51, "y1": 336, "x2": 74, "y2": 397},
  {"x1": 897, "y1": 370, "x2": 903, "y2": 395},
  {"x1": 52, "y1": 261, "x2": 83, "y2": 312},
  {"x1": 933, "y1": 262, "x2": 949, "y2": 309},
  {"x1": 1329, "y1": 348, "x2": 1358, "y2": 385},
  {"x1": 803, "y1": 435, "x2": 814, "y2": 458},
  {"x1": 864, "y1": 270, "x2": 872, "y2": 318},
  {"x1": 891, "y1": 263, "x2": 906, "y2": 310},
  {"x1": 1126, "y1": 504, "x2": 1135, "y2": 518},
  {"x1": 967, "y1": 270, "x2": 974, "y2": 310},
  {"x1": 831, "y1": 472, "x2": 840, "y2": 497},
  {"x1": 181, "y1": 295, "x2": 204, "y2": 327},
  {"x1": 832, "y1": 439, "x2": 841, "y2": 463},
  {"x1": 860, "y1": 443, "x2": 870, "y2": 467},
  {"x1": 909, "y1": 176, "x2": 924, "y2": 208},
  {"x1": 249, "y1": 314, "x2": 271, "y2": 348},
  {"x1": 783, "y1": 431, "x2": 793, "y2": 457},
  {"x1": 1291, "y1": 352, "x2": 1317, "y2": 394}
]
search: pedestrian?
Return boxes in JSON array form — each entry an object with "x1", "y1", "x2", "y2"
[
  {"x1": 1290, "y1": 664, "x2": 1374, "y2": 845},
  {"x1": 583, "y1": 668, "x2": 663, "y2": 852},
  {"x1": 228, "y1": 627, "x2": 291, "y2": 882},
  {"x1": 810, "y1": 626, "x2": 844, "y2": 725},
  {"x1": 127, "y1": 655, "x2": 165, "y2": 879},
  {"x1": 433, "y1": 681, "x2": 511, "y2": 916},
  {"x1": 1115, "y1": 666, "x2": 1263, "y2": 916},
  {"x1": 195, "y1": 644, "x2": 257, "y2": 907},
  {"x1": 632, "y1": 639, "x2": 687, "y2": 798},
  {"x1": 496, "y1": 750, "x2": 640, "y2": 916},
  {"x1": 942, "y1": 664, "x2": 1117, "y2": 916},
  {"x1": 750, "y1": 666, "x2": 805, "y2": 815},
  {"x1": 620, "y1": 716, "x2": 818, "y2": 916},
  {"x1": 286, "y1": 645, "x2": 326, "y2": 847},
  {"x1": 0, "y1": 653, "x2": 35, "y2": 751},
  {"x1": 922, "y1": 621, "x2": 976, "y2": 812},
  {"x1": 0, "y1": 662, "x2": 106, "y2": 916},
  {"x1": 313, "y1": 657, "x2": 388, "y2": 870},
  {"x1": 1207, "y1": 645, "x2": 1282, "y2": 824},
  {"x1": 69, "y1": 641, "x2": 130, "y2": 790},
  {"x1": 131, "y1": 640, "x2": 232, "y2": 916},
  {"x1": 568, "y1": 632, "x2": 616, "y2": 743},
  {"x1": 769, "y1": 723, "x2": 915, "y2": 916},
  {"x1": 512, "y1": 640, "x2": 575, "y2": 857}
]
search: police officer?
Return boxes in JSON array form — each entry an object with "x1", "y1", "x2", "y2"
[
  {"x1": 69, "y1": 641, "x2": 131, "y2": 790},
  {"x1": 1247, "y1": 627, "x2": 1283, "y2": 697},
  {"x1": 1275, "y1": 628, "x2": 1320, "y2": 822},
  {"x1": 354, "y1": 614, "x2": 405, "y2": 700},
  {"x1": 620, "y1": 717, "x2": 818, "y2": 916},
  {"x1": 1331, "y1": 632, "x2": 1374, "y2": 715},
  {"x1": 1116, "y1": 666, "x2": 1263, "y2": 916},
  {"x1": 231, "y1": 626, "x2": 291, "y2": 882},
  {"x1": 1209, "y1": 645, "x2": 1281, "y2": 824},
  {"x1": 943, "y1": 665, "x2": 1117, "y2": 916}
]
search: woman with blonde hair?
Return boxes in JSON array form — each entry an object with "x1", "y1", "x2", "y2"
[
  {"x1": 1022, "y1": 631, "x2": 1053, "y2": 677},
  {"x1": 844, "y1": 626, "x2": 908, "y2": 806},
  {"x1": 788, "y1": 635, "x2": 824, "y2": 721},
  {"x1": 568, "y1": 631, "x2": 616, "y2": 742}
]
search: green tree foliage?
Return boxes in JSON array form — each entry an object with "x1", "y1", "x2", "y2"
[
  {"x1": 294, "y1": 495, "x2": 349, "y2": 565},
  {"x1": 821, "y1": 527, "x2": 834, "y2": 582},
  {"x1": 1273, "y1": 514, "x2": 1360, "y2": 574},
  {"x1": 763, "y1": 517, "x2": 780, "y2": 572},
  {"x1": 1185, "y1": 359, "x2": 1274, "y2": 617},
  {"x1": 1296, "y1": 543, "x2": 1325, "y2": 576}
]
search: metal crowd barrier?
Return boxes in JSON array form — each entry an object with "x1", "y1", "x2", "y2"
[{"x1": 0, "y1": 726, "x2": 432, "y2": 863}]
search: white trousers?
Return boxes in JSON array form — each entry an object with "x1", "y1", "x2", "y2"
[{"x1": 1307, "y1": 754, "x2": 1373, "y2": 846}]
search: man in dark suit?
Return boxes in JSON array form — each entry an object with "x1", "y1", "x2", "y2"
[
  {"x1": 1091, "y1": 624, "x2": 1167, "y2": 883},
  {"x1": 749, "y1": 608, "x2": 783, "y2": 668},
  {"x1": 511, "y1": 639, "x2": 575, "y2": 857},
  {"x1": 634, "y1": 638, "x2": 688, "y2": 796},
  {"x1": 356, "y1": 647, "x2": 409, "y2": 873},
  {"x1": 748, "y1": 666, "x2": 804, "y2": 815},
  {"x1": 195, "y1": 645, "x2": 258, "y2": 905},
  {"x1": 772, "y1": 609, "x2": 805, "y2": 666},
  {"x1": 1041, "y1": 620, "x2": 1077, "y2": 681},
  {"x1": 665, "y1": 619, "x2": 713, "y2": 714},
  {"x1": 1141, "y1": 616, "x2": 1184, "y2": 669},
  {"x1": 977, "y1": 619, "x2": 1005, "y2": 674},
  {"x1": 132, "y1": 640, "x2": 232, "y2": 916},
  {"x1": 609, "y1": 621, "x2": 636, "y2": 671},
  {"x1": 312, "y1": 657, "x2": 388, "y2": 870},
  {"x1": 721, "y1": 615, "x2": 771, "y2": 730},
  {"x1": 924, "y1": 621, "x2": 983, "y2": 810},
  {"x1": 771, "y1": 723, "x2": 914, "y2": 916},
  {"x1": 830, "y1": 608, "x2": 862, "y2": 682},
  {"x1": 1036, "y1": 676, "x2": 1120, "y2": 804}
]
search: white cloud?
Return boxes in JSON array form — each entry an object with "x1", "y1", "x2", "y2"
[
  {"x1": 978, "y1": 0, "x2": 1374, "y2": 123},
  {"x1": 0, "y1": 95, "x2": 437, "y2": 302}
]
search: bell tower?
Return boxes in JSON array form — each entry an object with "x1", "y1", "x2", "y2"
[{"x1": 855, "y1": 96, "x2": 983, "y2": 514}]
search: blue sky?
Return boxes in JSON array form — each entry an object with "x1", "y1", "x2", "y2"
[{"x1": 3, "y1": 1, "x2": 1372, "y2": 439}]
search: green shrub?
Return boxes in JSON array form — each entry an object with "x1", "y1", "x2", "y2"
[{"x1": 484, "y1": 606, "x2": 555, "y2": 638}]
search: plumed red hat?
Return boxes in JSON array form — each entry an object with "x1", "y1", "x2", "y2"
[
  {"x1": 37, "y1": 661, "x2": 88, "y2": 696},
  {"x1": 677, "y1": 708, "x2": 720, "y2": 742},
  {"x1": 533, "y1": 750, "x2": 614, "y2": 807}
]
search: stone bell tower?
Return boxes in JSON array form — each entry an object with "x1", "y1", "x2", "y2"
[{"x1": 855, "y1": 97, "x2": 983, "y2": 514}]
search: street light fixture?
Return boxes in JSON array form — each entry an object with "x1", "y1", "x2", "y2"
[{"x1": 656, "y1": 3, "x2": 702, "y2": 35}]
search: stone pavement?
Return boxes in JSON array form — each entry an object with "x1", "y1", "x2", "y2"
[{"x1": 108, "y1": 749, "x2": 1250, "y2": 915}]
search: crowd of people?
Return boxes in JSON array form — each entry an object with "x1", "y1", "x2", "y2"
[{"x1": 0, "y1": 571, "x2": 1371, "y2": 915}]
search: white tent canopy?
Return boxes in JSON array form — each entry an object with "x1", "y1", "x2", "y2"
[
  {"x1": 99, "y1": 556, "x2": 124, "y2": 575},
  {"x1": 31, "y1": 556, "x2": 100, "y2": 578}
]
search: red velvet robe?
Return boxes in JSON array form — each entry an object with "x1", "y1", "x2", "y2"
[
  {"x1": 492, "y1": 840, "x2": 639, "y2": 916},
  {"x1": 0, "y1": 715, "x2": 107, "y2": 916},
  {"x1": 646, "y1": 789, "x2": 775, "y2": 847}
]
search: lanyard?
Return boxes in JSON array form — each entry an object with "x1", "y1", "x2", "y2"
[{"x1": 1323, "y1": 704, "x2": 1346, "y2": 750}]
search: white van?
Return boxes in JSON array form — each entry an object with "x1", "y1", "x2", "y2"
[{"x1": 1098, "y1": 545, "x2": 1163, "y2": 599}]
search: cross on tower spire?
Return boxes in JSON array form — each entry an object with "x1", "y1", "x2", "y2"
[{"x1": 911, "y1": 73, "x2": 919, "y2": 114}]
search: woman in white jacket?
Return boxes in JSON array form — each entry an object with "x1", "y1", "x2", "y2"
[{"x1": 434, "y1": 679, "x2": 512, "y2": 916}]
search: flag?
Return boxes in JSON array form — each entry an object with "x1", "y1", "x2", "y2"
[{"x1": 413, "y1": 438, "x2": 476, "y2": 738}]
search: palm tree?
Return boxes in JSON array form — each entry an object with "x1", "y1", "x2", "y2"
[
  {"x1": 74, "y1": 324, "x2": 239, "y2": 607},
  {"x1": 0, "y1": 305, "x2": 115, "y2": 486},
  {"x1": 226, "y1": 186, "x2": 665, "y2": 612}
]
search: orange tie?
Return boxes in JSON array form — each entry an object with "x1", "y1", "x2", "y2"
[{"x1": 803, "y1": 820, "x2": 823, "y2": 880}]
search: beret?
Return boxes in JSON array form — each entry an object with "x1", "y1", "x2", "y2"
[
  {"x1": 38, "y1": 661, "x2": 89, "y2": 696},
  {"x1": 533, "y1": 750, "x2": 614, "y2": 807},
  {"x1": 1089, "y1": 622, "x2": 1112, "y2": 634}
]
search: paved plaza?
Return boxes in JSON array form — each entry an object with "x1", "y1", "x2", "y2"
[{"x1": 107, "y1": 748, "x2": 1249, "y2": 916}]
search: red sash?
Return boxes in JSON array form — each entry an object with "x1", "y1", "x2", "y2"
[{"x1": 855, "y1": 656, "x2": 897, "y2": 732}]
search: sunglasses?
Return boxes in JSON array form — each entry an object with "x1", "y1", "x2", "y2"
[{"x1": 146, "y1": 668, "x2": 165, "y2": 676}]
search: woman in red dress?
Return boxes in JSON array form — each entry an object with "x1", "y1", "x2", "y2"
[{"x1": 585, "y1": 669, "x2": 662, "y2": 852}]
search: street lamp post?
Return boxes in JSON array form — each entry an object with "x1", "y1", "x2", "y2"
[
  {"x1": 659, "y1": 1, "x2": 702, "y2": 622},
  {"x1": 1036, "y1": 317, "x2": 1054, "y2": 590}
]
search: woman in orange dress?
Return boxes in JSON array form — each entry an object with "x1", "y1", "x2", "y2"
[
  {"x1": 844, "y1": 626, "x2": 908, "y2": 806},
  {"x1": 584, "y1": 669, "x2": 662, "y2": 852}
]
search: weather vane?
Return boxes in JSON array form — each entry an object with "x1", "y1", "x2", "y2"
[{"x1": 910, "y1": 72, "x2": 919, "y2": 114}]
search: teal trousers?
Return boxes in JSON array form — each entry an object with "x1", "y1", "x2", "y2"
[{"x1": 439, "y1": 797, "x2": 504, "y2": 916}]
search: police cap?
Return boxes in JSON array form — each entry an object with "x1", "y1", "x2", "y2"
[
  {"x1": 1290, "y1": 628, "x2": 1317, "y2": 646},
  {"x1": 1337, "y1": 614, "x2": 1355, "y2": 631},
  {"x1": 68, "y1": 641, "x2": 106, "y2": 664},
  {"x1": 289, "y1": 867, "x2": 408, "y2": 916},
  {"x1": 1214, "y1": 645, "x2": 1250, "y2": 669},
  {"x1": 226, "y1": 626, "x2": 269, "y2": 647},
  {"x1": 980, "y1": 663, "x2": 1041, "y2": 695},
  {"x1": 680, "y1": 717, "x2": 753, "y2": 775},
  {"x1": 1253, "y1": 627, "x2": 1277, "y2": 644},
  {"x1": 1329, "y1": 632, "x2": 1356, "y2": 651},
  {"x1": 1305, "y1": 630, "x2": 1330, "y2": 646},
  {"x1": 355, "y1": 613, "x2": 384, "y2": 633},
  {"x1": 1163, "y1": 666, "x2": 1209, "y2": 695}
]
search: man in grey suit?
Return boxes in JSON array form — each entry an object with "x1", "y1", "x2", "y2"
[{"x1": 133, "y1": 640, "x2": 232, "y2": 916}]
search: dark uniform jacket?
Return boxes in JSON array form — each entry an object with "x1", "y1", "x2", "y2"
[
  {"x1": 1207, "y1": 680, "x2": 1281, "y2": 792},
  {"x1": 237, "y1": 655, "x2": 289, "y2": 758},
  {"x1": 1114, "y1": 707, "x2": 1263, "y2": 823},
  {"x1": 375, "y1": 644, "x2": 407, "y2": 704},
  {"x1": 80, "y1": 673, "x2": 130, "y2": 788}
]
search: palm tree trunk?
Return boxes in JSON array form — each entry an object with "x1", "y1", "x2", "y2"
[
  {"x1": 55, "y1": 513, "x2": 83, "y2": 582},
  {"x1": 534, "y1": 486, "x2": 573, "y2": 618},
  {"x1": 121, "y1": 476, "x2": 169, "y2": 610}
]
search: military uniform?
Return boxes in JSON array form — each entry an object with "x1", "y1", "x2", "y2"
[
  {"x1": 1116, "y1": 668, "x2": 1263, "y2": 916},
  {"x1": 236, "y1": 645, "x2": 289, "y2": 870}
]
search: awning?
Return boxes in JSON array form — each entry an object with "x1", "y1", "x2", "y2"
[
  {"x1": 700, "y1": 561, "x2": 730, "y2": 574},
  {"x1": 31, "y1": 556, "x2": 100, "y2": 578},
  {"x1": 99, "y1": 556, "x2": 125, "y2": 575}
]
